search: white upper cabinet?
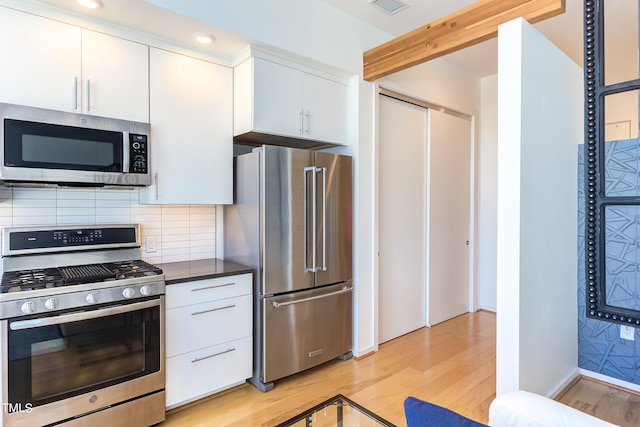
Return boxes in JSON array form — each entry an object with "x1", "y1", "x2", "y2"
[
  {"x1": 80, "y1": 30, "x2": 149, "y2": 122},
  {"x1": 141, "y1": 48, "x2": 233, "y2": 205},
  {"x1": 234, "y1": 55, "x2": 347, "y2": 146},
  {"x1": 0, "y1": 7, "x2": 80, "y2": 112},
  {"x1": 0, "y1": 6, "x2": 148, "y2": 122},
  {"x1": 252, "y1": 58, "x2": 304, "y2": 138}
]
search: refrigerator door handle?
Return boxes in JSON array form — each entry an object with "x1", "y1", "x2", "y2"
[
  {"x1": 271, "y1": 286, "x2": 353, "y2": 308},
  {"x1": 304, "y1": 166, "x2": 317, "y2": 272},
  {"x1": 319, "y1": 167, "x2": 327, "y2": 272}
]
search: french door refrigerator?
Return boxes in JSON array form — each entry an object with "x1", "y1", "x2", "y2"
[{"x1": 224, "y1": 145, "x2": 353, "y2": 392}]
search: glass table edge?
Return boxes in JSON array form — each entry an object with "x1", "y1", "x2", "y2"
[{"x1": 274, "y1": 393, "x2": 398, "y2": 427}]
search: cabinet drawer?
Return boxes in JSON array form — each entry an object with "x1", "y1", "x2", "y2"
[
  {"x1": 166, "y1": 336, "x2": 252, "y2": 409},
  {"x1": 166, "y1": 273, "x2": 252, "y2": 309},
  {"x1": 166, "y1": 294, "x2": 252, "y2": 357}
]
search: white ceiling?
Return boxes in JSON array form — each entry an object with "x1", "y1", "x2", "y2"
[
  {"x1": 321, "y1": 0, "x2": 585, "y2": 77},
  {"x1": 24, "y1": 0, "x2": 588, "y2": 77}
]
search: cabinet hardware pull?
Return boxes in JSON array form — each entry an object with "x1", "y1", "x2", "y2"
[
  {"x1": 299, "y1": 109, "x2": 304, "y2": 134},
  {"x1": 190, "y1": 282, "x2": 236, "y2": 292},
  {"x1": 73, "y1": 77, "x2": 78, "y2": 110},
  {"x1": 191, "y1": 348, "x2": 236, "y2": 363},
  {"x1": 191, "y1": 305, "x2": 236, "y2": 316},
  {"x1": 305, "y1": 110, "x2": 310, "y2": 135},
  {"x1": 87, "y1": 79, "x2": 91, "y2": 112},
  {"x1": 154, "y1": 172, "x2": 159, "y2": 200}
]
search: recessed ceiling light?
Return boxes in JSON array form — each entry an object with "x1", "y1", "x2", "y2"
[
  {"x1": 192, "y1": 32, "x2": 215, "y2": 44},
  {"x1": 77, "y1": 0, "x2": 103, "y2": 8}
]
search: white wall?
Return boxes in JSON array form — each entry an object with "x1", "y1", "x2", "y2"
[
  {"x1": 478, "y1": 75, "x2": 498, "y2": 312},
  {"x1": 496, "y1": 18, "x2": 581, "y2": 397}
]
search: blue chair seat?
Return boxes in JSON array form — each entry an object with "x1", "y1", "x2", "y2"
[{"x1": 404, "y1": 396, "x2": 489, "y2": 427}]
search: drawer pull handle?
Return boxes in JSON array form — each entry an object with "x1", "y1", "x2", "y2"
[
  {"x1": 191, "y1": 348, "x2": 236, "y2": 363},
  {"x1": 191, "y1": 282, "x2": 236, "y2": 292},
  {"x1": 191, "y1": 305, "x2": 236, "y2": 316}
]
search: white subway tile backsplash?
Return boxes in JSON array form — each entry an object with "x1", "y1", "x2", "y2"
[
  {"x1": 0, "y1": 187, "x2": 218, "y2": 263},
  {"x1": 57, "y1": 216, "x2": 96, "y2": 226},
  {"x1": 160, "y1": 254, "x2": 189, "y2": 263},
  {"x1": 13, "y1": 188, "x2": 56, "y2": 199},
  {"x1": 161, "y1": 227, "x2": 190, "y2": 237},
  {"x1": 13, "y1": 216, "x2": 57, "y2": 227}
]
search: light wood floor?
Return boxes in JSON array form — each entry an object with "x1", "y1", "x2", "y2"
[
  {"x1": 161, "y1": 311, "x2": 496, "y2": 426},
  {"x1": 557, "y1": 376, "x2": 640, "y2": 427},
  {"x1": 161, "y1": 311, "x2": 640, "y2": 426}
]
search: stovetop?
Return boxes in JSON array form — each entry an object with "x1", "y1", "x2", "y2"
[{"x1": 0, "y1": 260, "x2": 163, "y2": 293}]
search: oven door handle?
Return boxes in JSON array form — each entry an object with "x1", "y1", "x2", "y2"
[{"x1": 9, "y1": 299, "x2": 161, "y2": 331}]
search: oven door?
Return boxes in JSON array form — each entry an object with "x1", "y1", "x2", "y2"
[{"x1": 2, "y1": 297, "x2": 164, "y2": 427}]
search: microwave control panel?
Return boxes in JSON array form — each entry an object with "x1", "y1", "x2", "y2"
[{"x1": 129, "y1": 134, "x2": 148, "y2": 174}]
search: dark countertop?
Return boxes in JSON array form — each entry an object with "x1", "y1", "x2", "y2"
[{"x1": 158, "y1": 258, "x2": 253, "y2": 285}]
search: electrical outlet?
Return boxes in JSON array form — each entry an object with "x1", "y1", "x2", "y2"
[
  {"x1": 620, "y1": 325, "x2": 635, "y2": 341},
  {"x1": 145, "y1": 237, "x2": 157, "y2": 253}
]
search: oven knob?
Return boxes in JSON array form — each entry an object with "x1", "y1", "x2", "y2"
[
  {"x1": 44, "y1": 297, "x2": 58, "y2": 311},
  {"x1": 86, "y1": 293, "x2": 98, "y2": 304},
  {"x1": 139, "y1": 285, "x2": 151, "y2": 296},
  {"x1": 122, "y1": 287, "x2": 135, "y2": 299},
  {"x1": 20, "y1": 301, "x2": 36, "y2": 315}
]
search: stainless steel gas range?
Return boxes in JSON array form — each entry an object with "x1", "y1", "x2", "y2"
[{"x1": 0, "y1": 224, "x2": 165, "y2": 427}]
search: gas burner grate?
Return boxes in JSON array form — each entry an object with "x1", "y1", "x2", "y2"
[
  {"x1": 60, "y1": 264, "x2": 114, "y2": 284},
  {"x1": 104, "y1": 260, "x2": 163, "y2": 279},
  {"x1": 1, "y1": 268, "x2": 64, "y2": 291}
]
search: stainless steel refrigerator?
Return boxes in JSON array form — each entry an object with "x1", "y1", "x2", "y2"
[{"x1": 224, "y1": 145, "x2": 353, "y2": 392}]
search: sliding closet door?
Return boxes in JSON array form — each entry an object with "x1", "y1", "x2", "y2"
[
  {"x1": 378, "y1": 95, "x2": 427, "y2": 343},
  {"x1": 427, "y1": 109, "x2": 473, "y2": 326}
]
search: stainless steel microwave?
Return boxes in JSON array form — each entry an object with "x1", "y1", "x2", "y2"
[{"x1": 0, "y1": 103, "x2": 151, "y2": 187}]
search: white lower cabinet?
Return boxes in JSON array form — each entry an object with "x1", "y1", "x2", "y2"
[
  {"x1": 166, "y1": 337, "x2": 252, "y2": 409},
  {"x1": 165, "y1": 273, "x2": 252, "y2": 409}
]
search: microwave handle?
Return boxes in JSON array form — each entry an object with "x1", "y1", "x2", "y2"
[{"x1": 122, "y1": 132, "x2": 130, "y2": 173}]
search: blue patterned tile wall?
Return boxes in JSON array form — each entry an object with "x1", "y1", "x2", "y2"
[{"x1": 578, "y1": 140, "x2": 640, "y2": 385}]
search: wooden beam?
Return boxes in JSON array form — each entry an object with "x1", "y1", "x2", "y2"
[{"x1": 363, "y1": 0, "x2": 565, "y2": 81}]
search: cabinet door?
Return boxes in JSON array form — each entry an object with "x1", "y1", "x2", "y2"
[
  {"x1": 303, "y1": 74, "x2": 346, "y2": 144},
  {"x1": 0, "y1": 7, "x2": 81, "y2": 112},
  {"x1": 81, "y1": 30, "x2": 149, "y2": 122},
  {"x1": 143, "y1": 48, "x2": 233, "y2": 204},
  {"x1": 166, "y1": 336, "x2": 252, "y2": 409},
  {"x1": 253, "y1": 57, "x2": 304, "y2": 138},
  {"x1": 166, "y1": 294, "x2": 252, "y2": 357}
]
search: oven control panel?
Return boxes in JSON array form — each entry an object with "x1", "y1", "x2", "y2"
[
  {"x1": 0, "y1": 279, "x2": 165, "y2": 319},
  {"x1": 9, "y1": 227, "x2": 134, "y2": 250}
]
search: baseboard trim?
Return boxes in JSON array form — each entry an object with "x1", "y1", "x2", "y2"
[
  {"x1": 554, "y1": 373, "x2": 583, "y2": 401},
  {"x1": 580, "y1": 369, "x2": 640, "y2": 395},
  {"x1": 548, "y1": 367, "x2": 581, "y2": 399}
]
